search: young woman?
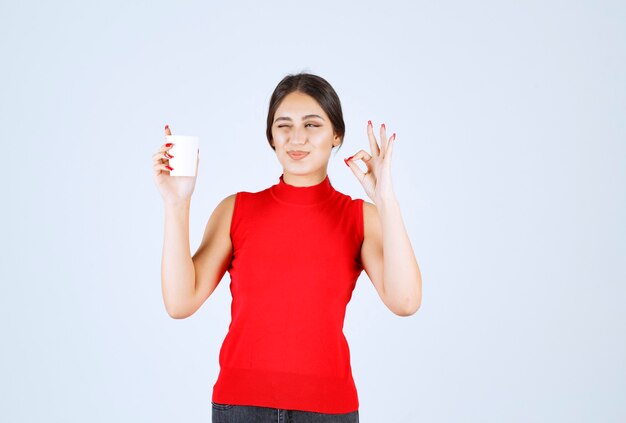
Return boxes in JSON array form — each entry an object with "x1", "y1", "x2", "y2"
[{"x1": 152, "y1": 72, "x2": 422, "y2": 423}]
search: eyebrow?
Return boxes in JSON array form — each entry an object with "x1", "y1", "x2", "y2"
[{"x1": 274, "y1": 114, "x2": 325, "y2": 123}]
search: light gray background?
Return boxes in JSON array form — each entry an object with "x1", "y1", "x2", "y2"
[{"x1": 1, "y1": 0, "x2": 624, "y2": 422}]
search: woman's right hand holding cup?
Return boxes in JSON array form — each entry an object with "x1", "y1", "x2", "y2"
[{"x1": 153, "y1": 124, "x2": 200, "y2": 205}]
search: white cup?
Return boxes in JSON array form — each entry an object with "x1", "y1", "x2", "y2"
[{"x1": 165, "y1": 135, "x2": 199, "y2": 176}]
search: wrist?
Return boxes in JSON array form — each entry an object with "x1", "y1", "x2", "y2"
[
  {"x1": 164, "y1": 198, "x2": 191, "y2": 211},
  {"x1": 375, "y1": 190, "x2": 398, "y2": 206}
]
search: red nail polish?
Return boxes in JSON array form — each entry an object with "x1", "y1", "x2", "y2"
[
  {"x1": 166, "y1": 165, "x2": 173, "y2": 171},
  {"x1": 368, "y1": 120, "x2": 372, "y2": 126},
  {"x1": 165, "y1": 124, "x2": 169, "y2": 129},
  {"x1": 382, "y1": 123, "x2": 386, "y2": 130},
  {"x1": 165, "y1": 143, "x2": 173, "y2": 147}
]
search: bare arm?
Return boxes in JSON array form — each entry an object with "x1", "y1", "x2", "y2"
[
  {"x1": 361, "y1": 199, "x2": 422, "y2": 317},
  {"x1": 161, "y1": 194, "x2": 236, "y2": 319},
  {"x1": 347, "y1": 122, "x2": 421, "y2": 317},
  {"x1": 161, "y1": 199, "x2": 195, "y2": 318},
  {"x1": 188, "y1": 194, "x2": 236, "y2": 316}
]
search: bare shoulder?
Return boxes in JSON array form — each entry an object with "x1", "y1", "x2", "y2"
[
  {"x1": 362, "y1": 200, "x2": 381, "y2": 235},
  {"x1": 217, "y1": 192, "x2": 237, "y2": 211},
  {"x1": 216, "y1": 192, "x2": 237, "y2": 221},
  {"x1": 203, "y1": 193, "x2": 236, "y2": 235}
]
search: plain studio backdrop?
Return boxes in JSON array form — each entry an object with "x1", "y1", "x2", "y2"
[{"x1": 1, "y1": 0, "x2": 624, "y2": 422}]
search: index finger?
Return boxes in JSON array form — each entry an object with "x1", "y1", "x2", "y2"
[
  {"x1": 165, "y1": 124, "x2": 172, "y2": 136},
  {"x1": 367, "y1": 120, "x2": 381, "y2": 157}
]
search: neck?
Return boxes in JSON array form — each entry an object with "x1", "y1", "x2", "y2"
[{"x1": 282, "y1": 171, "x2": 328, "y2": 187}]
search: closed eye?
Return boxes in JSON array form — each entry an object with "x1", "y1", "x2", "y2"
[{"x1": 277, "y1": 124, "x2": 320, "y2": 128}]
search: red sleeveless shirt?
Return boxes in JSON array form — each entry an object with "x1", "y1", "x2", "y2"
[{"x1": 211, "y1": 173, "x2": 364, "y2": 413}]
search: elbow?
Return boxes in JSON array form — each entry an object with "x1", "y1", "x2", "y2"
[
  {"x1": 394, "y1": 294, "x2": 421, "y2": 317},
  {"x1": 164, "y1": 300, "x2": 193, "y2": 319},
  {"x1": 166, "y1": 306, "x2": 189, "y2": 319},
  {"x1": 386, "y1": 276, "x2": 422, "y2": 317},
  {"x1": 167, "y1": 309, "x2": 190, "y2": 319},
  {"x1": 394, "y1": 304, "x2": 420, "y2": 317},
  {"x1": 400, "y1": 281, "x2": 422, "y2": 317},
  {"x1": 398, "y1": 302, "x2": 420, "y2": 317},
  {"x1": 163, "y1": 289, "x2": 196, "y2": 319}
]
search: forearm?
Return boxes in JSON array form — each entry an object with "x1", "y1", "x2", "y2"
[
  {"x1": 161, "y1": 199, "x2": 196, "y2": 318},
  {"x1": 378, "y1": 195, "x2": 422, "y2": 314}
]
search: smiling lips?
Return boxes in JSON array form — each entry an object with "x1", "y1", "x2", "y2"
[{"x1": 288, "y1": 151, "x2": 309, "y2": 160}]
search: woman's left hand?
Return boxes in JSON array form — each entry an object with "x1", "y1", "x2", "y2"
[{"x1": 344, "y1": 120, "x2": 396, "y2": 204}]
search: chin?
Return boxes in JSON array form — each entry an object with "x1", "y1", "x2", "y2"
[{"x1": 284, "y1": 165, "x2": 311, "y2": 175}]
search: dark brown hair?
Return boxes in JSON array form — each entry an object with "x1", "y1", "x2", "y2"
[{"x1": 266, "y1": 72, "x2": 345, "y2": 153}]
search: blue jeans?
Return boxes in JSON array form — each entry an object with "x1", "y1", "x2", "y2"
[{"x1": 211, "y1": 402, "x2": 359, "y2": 422}]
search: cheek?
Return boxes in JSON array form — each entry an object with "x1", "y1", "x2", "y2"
[
  {"x1": 272, "y1": 130, "x2": 287, "y2": 143},
  {"x1": 319, "y1": 131, "x2": 336, "y2": 145}
]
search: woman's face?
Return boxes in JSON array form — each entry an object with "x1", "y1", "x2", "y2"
[{"x1": 271, "y1": 91, "x2": 341, "y2": 179}]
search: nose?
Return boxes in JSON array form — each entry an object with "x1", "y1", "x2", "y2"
[{"x1": 289, "y1": 126, "x2": 307, "y2": 146}]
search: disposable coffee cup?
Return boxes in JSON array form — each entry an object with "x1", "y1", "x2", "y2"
[{"x1": 165, "y1": 135, "x2": 199, "y2": 176}]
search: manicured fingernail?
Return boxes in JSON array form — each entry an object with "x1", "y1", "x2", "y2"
[
  {"x1": 368, "y1": 120, "x2": 372, "y2": 126},
  {"x1": 166, "y1": 165, "x2": 173, "y2": 171},
  {"x1": 165, "y1": 124, "x2": 169, "y2": 130},
  {"x1": 165, "y1": 143, "x2": 173, "y2": 147},
  {"x1": 392, "y1": 132, "x2": 396, "y2": 140},
  {"x1": 382, "y1": 123, "x2": 386, "y2": 130}
]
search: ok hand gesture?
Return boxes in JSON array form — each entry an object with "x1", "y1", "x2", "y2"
[{"x1": 344, "y1": 121, "x2": 397, "y2": 204}]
